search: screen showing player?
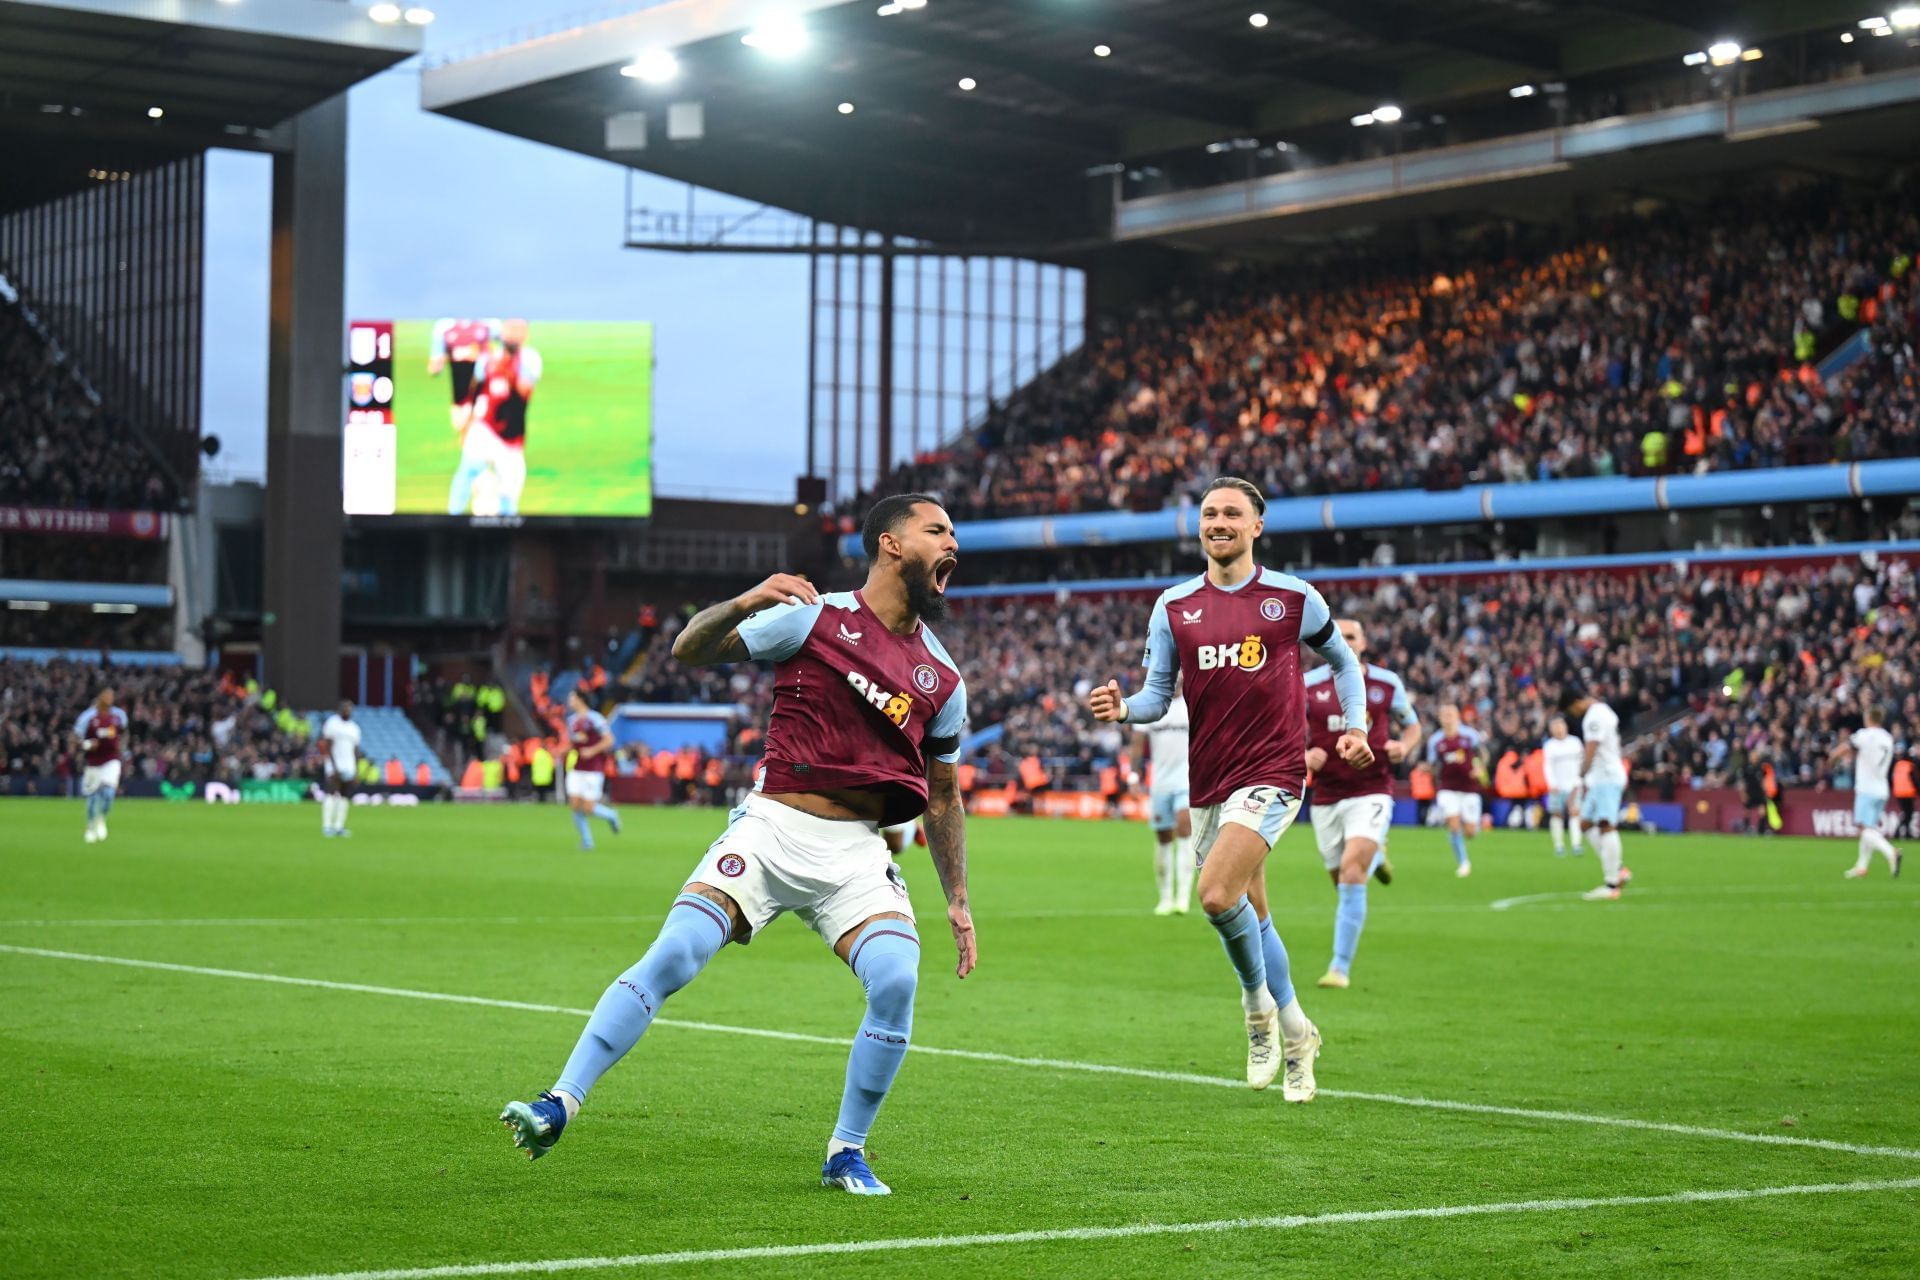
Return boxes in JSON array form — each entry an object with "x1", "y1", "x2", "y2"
[{"x1": 343, "y1": 318, "x2": 654, "y2": 521}]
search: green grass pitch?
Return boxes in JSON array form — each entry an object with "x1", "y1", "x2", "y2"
[
  {"x1": 2, "y1": 799, "x2": 1916, "y2": 1278},
  {"x1": 387, "y1": 320, "x2": 653, "y2": 519}
]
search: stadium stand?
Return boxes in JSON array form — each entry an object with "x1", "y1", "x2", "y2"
[
  {"x1": 0, "y1": 660, "x2": 306, "y2": 784},
  {"x1": 304, "y1": 706, "x2": 451, "y2": 787},
  {"x1": 869, "y1": 181, "x2": 1919, "y2": 521},
  {"x1": 0, "y1": 292, "x2": 179, "y2": 512},
  {"x1": 534, "y1": 549, "x2": 1915, "y2": 803}
]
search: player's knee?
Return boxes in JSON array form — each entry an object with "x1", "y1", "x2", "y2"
[
  {"x1": 1198, "y1": 883, "x2": 1241, "y2": 917},
  {"x1": 863, "y1": 955, "x2": 917, "y2": 1020}
]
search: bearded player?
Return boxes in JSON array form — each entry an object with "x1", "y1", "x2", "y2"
[
  {"x1": 563, "y1": 687, "x2": 622, "y2": 851},
  {"x1": 1298, "y1": 619, "x2": 1420, "y2": 989},
  {"x1": 448, "y1": 318, "x2": 540, "y2": 517},
  {"x1": 501, "y1": 494, "x2": 973, "y2": 1196},
  {"x1": 1089, "y1": 477, "x2": 1371, "y2": 1102},
  {"x1": 73, "y1": 688, "x2": 128, "y2": 844}
]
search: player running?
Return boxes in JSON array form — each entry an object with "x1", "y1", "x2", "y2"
[
  {"x1": 448, "y1": 318, "x2": 540, "y2": 517},
  {"x1": 1835, "y1": 706, "x2": 1902, "y2": 879},
  {"x1": 1560, "y1": 688, "x2": 1633, "y2": 900},
  {"x1": 1088, "y1": 476, "x2": 1371, "y2": 1101},
  {"x1": 1427, "y1": 704, "x2": 1486, "y2": 877},
  {"x1": 427, "y1": 317, "x2": 497, "y2": 434},
  {"x1": 319, "y1": 701, "x2": 362, "y2": 838},
  {"x1": 1542, "y1": 715, "x2": 1586, "y2": 856},
  {"x1": 1121, "y1": 688, "x2": 1193, "y2": 915},
  {"x1": 563, "y1": 688, "x2": 623, "y2": 850},
  {"x1": 1301, "y1": 619, "x2": 1420, "y2": 989},
  {"x1": 73, "y1": 688, "x2": 127, "y2": 844},
  {"x1": 501, "y1": 494, "x2": 973, "y2": 1196}
]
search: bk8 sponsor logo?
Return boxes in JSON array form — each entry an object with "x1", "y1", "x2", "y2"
[
  {"x1": 1195, "y1": 634, "x2": 1268, "y2": 672},
  {"x1": 847, "y1": 670, "x2": 914, "y2": 726}
]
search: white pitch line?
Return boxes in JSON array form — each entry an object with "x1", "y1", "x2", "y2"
[
  {"x1": 5, "y1": 943, "x2": 1919, "y2": 1164},
  {"x1": 243, "y1": 1176, "x2": 1920, "y2": 1280}
]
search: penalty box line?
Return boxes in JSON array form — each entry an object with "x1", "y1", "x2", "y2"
[
  {"x1": 245, "y1": 1177, "x2": 1920, "y2": 1280},
  {"x1": 5, "y1": 942, "x2": 1920, "y2": 1166}
]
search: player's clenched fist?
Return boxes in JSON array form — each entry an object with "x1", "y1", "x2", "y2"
[
  {"x1": 1335, "y1": 729, "x2": 1374, "y2": 771},
  {"x1": 1087, "y1": 678, "x2": 1128, "y2": 722},
  {"x1": 734, "y1": 573, "x2": 820, "y2": 613}
]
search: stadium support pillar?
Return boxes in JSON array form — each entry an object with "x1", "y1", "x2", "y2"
[
  {"x1": 263, "y1": 94, "x2": 347, "y2": 708},
  {"x1": 877, "y1": 240, "x2": 894, "y2": 483}
]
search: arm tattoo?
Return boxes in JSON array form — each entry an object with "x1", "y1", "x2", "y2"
[
  {"x1": 672, "y1": 600, "x2": 751, "y2": 667},
  {"x1": 923, "y1": 759, "x2": 968, "y2": 907}
]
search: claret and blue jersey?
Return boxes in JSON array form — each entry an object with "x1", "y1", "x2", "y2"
[
  {"x1": 1123, "y1": 567, "x2": 1367, "y2": 808},
  {"x1": 736, "y1": 590, "x2": 967, "y2": 826}
]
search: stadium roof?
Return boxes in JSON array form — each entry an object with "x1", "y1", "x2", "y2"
[
  {"x1": 0, "y1": 0, "x2": 421, "y2": 214},
  {"x1": 422, "y1": 0, "x2": 1862, "y2": 254}
]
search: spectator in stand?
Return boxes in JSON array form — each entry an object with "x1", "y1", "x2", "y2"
[
  {"x1": 0, "y1": 659, "x2": 311, "y2": 785},
  {"x1": 0, "y1": 297, "x2": 180, "y2": 512}
]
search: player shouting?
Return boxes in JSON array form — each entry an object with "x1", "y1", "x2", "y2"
[
  {"x1": 1300, "y1": 618, "x2": 1420, "y2": 989},
  {"x1": 1089, "y1": 477, "x2": 1371, "y2": 1102},
  {"x1": 73, "y1": 688, "x2": 127, "y2": 844},
  {"x1": 501, "y1": 495, "x2": 973, "y2": 1196}
]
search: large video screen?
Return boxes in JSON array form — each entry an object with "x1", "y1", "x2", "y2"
[{"x1": 343, "y1": 319, "x2": 653, "y2": 520}]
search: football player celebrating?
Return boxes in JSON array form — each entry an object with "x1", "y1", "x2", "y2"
[
  {"x1": 501, "y1": 494, "x2": 973, "y2": 1196},
  {"x1": 1089, "y1": 476, "x2": 1371, "y2": 1102}
]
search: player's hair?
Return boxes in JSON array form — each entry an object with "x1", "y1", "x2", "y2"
[
  {"x1": 861, "y1": 493, "x2": 942, "y2": 559},
  {"x1": 1866, "y1": 705, "x2": 1886, "y2": 725},
  {"x1": 1201, "y1": 476, "x2": 1266, "y2": 515},
  {"x1": 1557, "y1": 687, "x2": 1586, "y2": 714}
]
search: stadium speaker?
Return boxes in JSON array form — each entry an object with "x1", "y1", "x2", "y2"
[
  {"x1": 605, "y1": 111, "x2": 647, "y2": 152},
  {"x1": 201, "y1": 434, "x2": 222, "y2": 458},
  {"x1": 796, "y1": 475, "x2": 827, "y2": 507},
  {"x1": 667, "y1": 102, "x2": 704, "y2": 142}
]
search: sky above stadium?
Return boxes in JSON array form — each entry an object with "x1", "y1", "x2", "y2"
[{"x1": 202, "y1": 0, "x2": 808, "y2": 503}]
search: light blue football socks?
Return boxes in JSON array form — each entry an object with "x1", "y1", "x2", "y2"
[
  {"x1": 1332, "y1": 882, "x2": 1367, "y2": 975},
  {"x1": 832, "y1": 919, "x2": 920, "y2": 1152},
  {"x1": 1449, "y1": 829, "x2": 1469, "y2": 866},
  {"x1": 554, "y1": 893, "x2": 731, "y2": 1104},
  {"x1": 1208, "y1": 895, "x2": 1269, "y2": 1005},
  {"x1": 1256, "y1": 913, "x2": 1296, "y2": 1009}
]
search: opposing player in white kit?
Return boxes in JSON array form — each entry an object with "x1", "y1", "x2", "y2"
[
  {"x1": 1560, "y1": 688, "x2": 1633, "y2": 900},
  {"x1": 73, "y1": 689, "x2": 128, "y2": 844},
  {"x1": 319, "y1": 702, "x2": 362, "y2": 838},
  {"x1": 1124, "y1": 691, "x2": 1193, "y2": 915},
  {"x1": 1541, "y1": 716, "x2": 1587, "y2": 856},
  {"x1": 1834, "y1": 707, "x2": 1902, "y2": 879}
]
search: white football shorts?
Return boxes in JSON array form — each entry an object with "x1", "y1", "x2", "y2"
[
  {"x1": 80, "y1": 760, "x2": 123, "y2": 795},
  {"x1": 1309, "y1": 793, "x2": 1393, "y2": 870},
  {"x1": 1192, "y1": 784, "x2": 1303, "y2": 865},
  {"x1": 688, "y1": 792, "x2": 913, "y2": 946},
  {"x1": 564, "y1": 770, "x2": 607, "y2": 803},
  {"x1": 1435, "y1": 789, "x2": 1483, "y2": 827}
]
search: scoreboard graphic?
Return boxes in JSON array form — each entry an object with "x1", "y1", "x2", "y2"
[{"x1": 343, "y1": 320, "x2": 398, "y2": 515}]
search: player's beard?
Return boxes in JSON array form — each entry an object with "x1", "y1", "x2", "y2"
[{"x1": 902, "y1": 556, "x2": 951, "y2": 623}]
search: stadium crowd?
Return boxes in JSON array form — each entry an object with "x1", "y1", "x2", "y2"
[
  {"x1": 0, "y1": 660, "x2": 315, "y2": 785},
  {"x1": 0, "y1": 297, "x2": 177, "y2": 512},
  {"x1": 580, "y1": 552, "x2": 1915, "y2": 799},
  {"x1": 868, "y1": 182, "x2": 1919, "y2": 520}
]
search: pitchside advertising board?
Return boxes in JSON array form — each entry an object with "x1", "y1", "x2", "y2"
[{"x1": 342, "y1": 318, "x2": 654, "y2": 524}]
